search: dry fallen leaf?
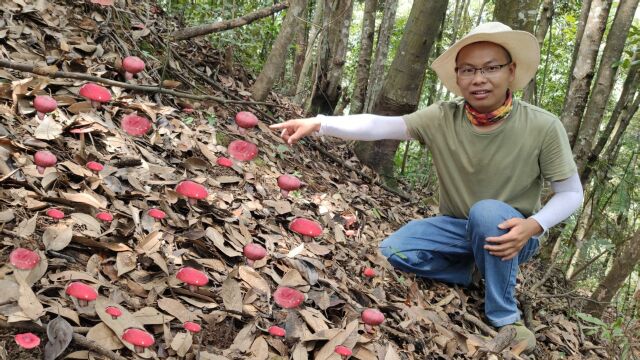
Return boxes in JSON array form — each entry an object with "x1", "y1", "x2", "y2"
[{"x1": 44, "y1": 316, "x2": 73, "y2": 360}]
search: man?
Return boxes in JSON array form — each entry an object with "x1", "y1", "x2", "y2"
[{"x1": 270, "y1": 22, "x2": 583, "y2": 352}]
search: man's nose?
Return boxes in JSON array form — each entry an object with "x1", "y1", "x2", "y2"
[{"x1": 471, "y1": 69, "x2": 488, "y2": 83}]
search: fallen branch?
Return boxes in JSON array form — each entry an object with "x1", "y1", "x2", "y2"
[
  {"x1": 172, "y1": 2, "x2": 289, "y2": 41},
  {"x1": 463, "y1": 312, "x2": 497, "y2": 337}
]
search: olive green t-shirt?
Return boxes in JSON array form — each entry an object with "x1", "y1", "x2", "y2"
[{"x1": 403, "y1": 98, "x2": 577, "y2": 219}]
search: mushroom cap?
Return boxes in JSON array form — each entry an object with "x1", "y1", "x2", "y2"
[
  {"x1": 46, "y1": 208, "x2": 65, "y2": 220},
  {"x1": 234, "y1": 111, "x2": 258, "y2": 129},
  {"x1": 122, "y1": 56, "x2": 145, "y2": 74},
  {"x1": 122, "y1": 328, "x2": 155, "y2": 348},
  {"x1": 227, "y1": 140, "x2": 258, "y2": 161},
  {"x1": 34, "y1": 150, "x2": 57, "y2": 168},
  {"x1": 33, "y1": 95, "x2": 57, "y2": 114},
  {"x1": 121, "y1": 113, "x2": 152, "y2": 136},
  {"x1": 14, "y1": 333, "x2": 41, "y2": 349},
  {"x1": 66, "y1": 282, "x2": 98, "y2": 302},
  {"x1": 361, "y1": 308, "x2": 384, "y2": 326},
  {"x1": 216, "y1": 157, "x2": 233, "y2": 167},
  {"x1": 9, "y1": 248, "x2": 40, "y2": 270},
  {"x1": 79, "y1": 83, "x2": 111, "y2": 103},
  {"x1": 183, "y1": 321, "x2": 201, "y2": 333},
  {"x1": 175, "y1": 180, "x2": 208, "y2": 200},
  {"x1": 268, "y1": 325, "x2": 286, "y2": 337},
  {"x1": 243, "y1": 243, "x2": 267, "y2": 261},
  {"x1": 176, "y1": 267, "x2": 209, "y2": 287},
  {"x1": 96, "y1": 212, "x2": 113, "y2": 222},
  {"x1": 277, "y1": 174, "x2": 302, "y2": 191},
  {"x1": 86, "y1": 161, "x2": 104, "y2": 172},
  {"x1": 335, "y1": 345, "x2": 353, "y2": 357},
  {"x1": 362, "y1": 267, "x2": 376, "y2": 278},
  {"x1": 105, "y1": 306, "x2": 123, "y2": 318},
  {"x1": 147, "y1": 208, "x2": 166, "y2": 219},
  {"x1": 273, "y1": 287, "x2": 305, "y2": 309},
  {"x1": 288, "y1": 218, "x2": 323, "y2": 238}
]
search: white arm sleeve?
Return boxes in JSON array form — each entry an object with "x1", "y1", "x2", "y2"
[
  {"x1": 316, "y1": 114, "x2": 414, "y2": 141},
  {"x1": 529, "y1": 172, "x2": 584, "y2": 234}
]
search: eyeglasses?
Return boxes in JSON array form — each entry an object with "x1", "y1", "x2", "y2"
[{"x1": 455, "y1": 63, "x2": 511, "y2": 78}]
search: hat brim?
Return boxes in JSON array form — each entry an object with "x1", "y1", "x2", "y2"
[{"x1": 431, "y1": 31, "x2": 540, "y2": 97}]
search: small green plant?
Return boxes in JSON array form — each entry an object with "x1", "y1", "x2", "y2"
[
  {"x1": 207, "y1": 114, "x2": 217, "y2": 126},
  {"x1": 183, "y1": 116, "x2": 194, "y2": 125},
  {"x1": 575, "y1": 312, "x2": 632, "y2": 358}
]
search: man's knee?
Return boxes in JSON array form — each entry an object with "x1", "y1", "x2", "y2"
[{"x1": 468, "y1": 199, "x2": 521, "y2": 238}]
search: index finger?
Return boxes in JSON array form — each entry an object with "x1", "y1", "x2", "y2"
[{"x1": 269, "y1": 122, "x2": 287, "y2": 129}]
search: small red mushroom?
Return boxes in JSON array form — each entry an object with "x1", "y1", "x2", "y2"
[
  {"x1": 46, "y1": 208, "x2": 65, "y2": 221},
  {"x1": 288, "y1": 218, "x2": 323, "y2": 242},
  {"x1": 227, "y1": 140, "x2": 258, "y2": 161},
  {"x1": 121, "y1": 113, "x2": 152, "y2": 136},
  {"x1": 147, "y1": 208, "x2": 166, "y2": 220},
  {"x1": 361, "y1": 308, "x2": 384, "y2": 333},
  {"x1": 9, "y1": 248, "x2": 40, "y2": 270},
  {"x1": 175, "y1": 180, "x2": 208, "y2": 205},
  {"x1": 183, "y1": 321, "x2": 201, "y2": 334},
  {"x1": 344, "y1": 229, "x2": 356, "y2": 237},
  {"x1": 33, "y1": 95, "x2": 57, "y2": 120},
  {"x1": 216, "y1": 157, "x2": 233, "y2": 167},
  {"x1": 79, "y1": 83, "x2": 111, "y2": 108},
  {"x1": 122, "y1": 56, "x2": 145, "y2": 80},
  {"x1": 243, "y1": 243, "x2": 267, "y2": 267},
  {"x1": 122, "y1": 328, "x2": 154, "y2": 354},
  {"x1": 96, "y1": 211, "x2": 113, "y2": 222},
  {"x1": 34, "y1": 150, "x2": 57, "y2": 174},
  {"x1": 105, "y1": 306, "x2": 123, "y2": 320},
  {"x1": 335, "y1": 345, "x2": 353, "y2": 359},
  {"x1": 273, "y1": 287, "x2": 305, "y2": 309},
  {"x1": 234, "y1": 111, "x2": 258, "y2": 134},
  {"x1": 176, "y1": 267, "x2": 209, "y2": 292},
  {"x1": 268, "y1": 325, "x2": 286, "y2": 337},
  {"x1": 14, "y1": 333, "x2": 40, "y2": 349},
  {"x1": 277, "y1": 174, "x2": 302, "y2": 198},
  {"x1": 363, "y1": 267, "x2": 376, "y2": 278},
  {"x1": 66, "y1": 282, "x2": 98, "y2": 307},
  {"x1": 86, "y1": 161, "x2": 104, "y2": 173}
]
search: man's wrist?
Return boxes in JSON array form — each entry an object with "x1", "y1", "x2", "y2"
[{"x1": 526, "y1": 217, "x2": 544, "y2": 237}]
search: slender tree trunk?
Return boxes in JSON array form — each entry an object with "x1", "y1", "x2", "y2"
[
  {"x1": 353, "y1": 0, "x2": 449, "y2": 183},
  {"x1": 565, "y1": 196, "x2": 594, "y2": 280},
  {"x1": 350, "y1": 0, "x2": 378, "y2": 114},
  {"x1": 560, "y1": 0, "x2": 613, "y2": 147},
  {"x1": 573, "y1": 0, "x2": 639, "y2": 181},
  {"x1": 568, "y1": 0, "x2": 593, "y2": 82},
  {"x1": 294, "y1": 0, "x2": 325, "y2": 105},
  {"x1": 476, "y1": 0, "x2": 489, "y2": 26},
  {"x1": 364, "y1": 0, "x2": 398, "y2": 113},
  {"x1": 523, "y1": 0, "x2": 554, "y2": 103},
  {"x1": 289, "y1": 5, "x2": 310, "y2": 95},
  {"x1": 251, "y1": 0, "x2": 308, "y2": 101}
]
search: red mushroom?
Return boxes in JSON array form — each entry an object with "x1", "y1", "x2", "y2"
[
  {"x1": 79, "y1": 83, "x2": 111, "y2": 108},
  {"x1": 176, "y1": 267, "x2": 208, "y2": 292},
  {"x1": 227, "y1": 140, "x2": 258, "y2": 161},
  {"x1": 66, "y1": 282, "x2": 98, "y2": 307},
  {"x1": 105, "y1": 306, "x2": 123, "y2": 320},
  {"x1": 147, "y1": 208, "x2": 166, "y2": 220},
  {"x1": 46, "y1": 208, "x2": 65, "y2": 221},
  {"x1": 277, "y1": 174, "x2": 302, "y2": 198},
  {"x1": 273, "y1": 287, "x2": 305, "y2": 309},
  {"x1": 14, "y1": 333, "x2": 40, "y2": 349},
  {"x1": 86, "y1": 161, "x2": 104, "y2": 173},
  {"x1": 288, "y1": 218, "x2": 323, "y2": 242},
  {"x1": 335, "y1": 345, "x2": 353, "y2": 359},
  {"x1": 243, "y1": 243, "x2": 267, "y2": 267},
  {"x1": 234, "y1": 111, "x2": 258, "y2": 134},
  {"x1": 361, "y1": 308, "x2": 384, "y2": 333},
  {"x1": 34, "y1": 150, "x2": 57, "y2": 175},
  {"x1": 216, "y1": 157, "x2": 233, "y2": 167},
  {"x1": 345, "y1": 229, "x2": 356, "y2": 237},
  {"x1": 122, "y1": 328, "x2": 154, "y2": 354},
  {"x1": 175, "y1": 180, "x2": 208, "y2": 205},
  {"x1": 183, "y1": 321, "x2": 201, "y2": 334},
  {"x1": 122, "y1": 56, "x2": 145, "y2": 80},
  {"x1": 96, "y1": 211, "x2": 113, "y2": 222},
  {"x1": 268, "y1": 325, "x2": 286, "y2": 337},
  {"x1": 121, "y1": 113, "x2": 152, "y2": 136},
  {"x1": 9, "y1": 248, "x2": 40, "y2": 270},
  {"x1": 33, "y1": 95, "x2": 57, "y2": 120},
  {"x1": 363, "y1": 267, "x2": 376, "y2": 278}
]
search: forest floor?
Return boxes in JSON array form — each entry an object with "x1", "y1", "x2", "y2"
[{"x1": 0, "y1": 0, "x2": 634, "y2": 359}]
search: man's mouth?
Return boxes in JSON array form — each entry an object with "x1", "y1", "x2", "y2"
[{"x1": 471, "y1": 90, "x2": 491, "y2": 95}]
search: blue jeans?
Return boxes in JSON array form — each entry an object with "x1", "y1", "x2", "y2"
[{"x1": 379, "y1": 199, "x2": 540, "y2": 327}]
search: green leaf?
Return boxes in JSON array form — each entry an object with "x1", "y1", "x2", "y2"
[
  {"x1": 576, "y1": 312, "x2": 606, "y2": 327},
  {"x1": 183, "y1": 116, "x2": 194, "y2": 125}
]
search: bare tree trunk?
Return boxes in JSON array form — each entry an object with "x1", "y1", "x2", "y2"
[
  {"x1": 251, "y1": 0, "x2": 308, "y2": 101},
  {"x1": 493, "y1": 0, "x2": 540, "y2": 32},
  {"x1": 523, "y1": 0, "x2": 554, "y2": 103},
  {"x1": 565, "y1": 196, "x2": 594, "y2": 280},
  {"x1": 294, "y1": 0, "x2": 325, "y2": 105},
  {"x1": 568, "y1": 0, "x2": 593, "y2": 81},
  {"x1": 573, "y1": 0, "x2": 639, "y2": 180},
  {"x1": 476, "y1": 0, "x2": 489, "y2": 26},
  {"x1": 364, "y1": 0, "x2": 398, "y2": 113},
  {"x1": 560, "y1": 0, "x2": 613, "y2": 147},
  {"x1": 353, "y1": 0, "x2": 449, "y2": 183},
  {"x1": 289, "y1": 5, "x2": 310, "y2": 96},
  {"x1": 350, "y1": 0, "x2": 378, "y2": 114}
]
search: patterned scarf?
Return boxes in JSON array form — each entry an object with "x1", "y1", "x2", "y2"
[{"x1": 464, "y1": 90, "x2": 513, "y2": 126}]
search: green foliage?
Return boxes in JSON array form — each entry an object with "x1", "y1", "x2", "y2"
[{"x1": 575, "y1": 313, "x2": 633, "y2": 358}]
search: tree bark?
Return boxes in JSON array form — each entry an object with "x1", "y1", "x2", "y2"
[
  {"x1": 573, "y1": 0, "x2": 639, "y2": 181},
  {"x1": 294, "y1": 0, "x2": 325, "y2": 105},
  {"x1": 349, "y1": 0, "x2": 378, "y2": 114},
  {"x1": 364, "y1": 0, "x2": 398, "y2": 113},
  {"x1": 251, "y1": 0, "x2": 308, "y2": 101},
  {"x1": 353, "y1": 0, "x2": 449, "y2": 183},
  {"x1": 564, "y1": 196, "x2": 594, "y2": 280},
  {"x1": 523, "y1": 0, "x2": 554, "y2": 103},
  {"x1": 289, "y1": 5, "x2": 310, "y2": 96},
  {"x1": 493, "y1": 0, "x2": 540, "y2": 33},
  {"x1": 568, "y1": 0, "x2": 593, "y2": 82},
  {"x1": 560, "y1": 0, "x2": 613, "y2": 147}
]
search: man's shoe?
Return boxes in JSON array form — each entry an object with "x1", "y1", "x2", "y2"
[{"x1": 504, "y1": 321, "x2": 536, "y2": 354}]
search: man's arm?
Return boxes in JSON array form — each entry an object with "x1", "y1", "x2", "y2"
[
  {"x1": 529, "y1": 172, "x2": 584, "y2": 235},
  {"x1": 317, "y1": 114, "x2": 414, "y2": 141}
]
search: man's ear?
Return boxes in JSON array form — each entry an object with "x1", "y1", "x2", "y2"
[{"x1": 508, "y1": 62, "x2": 516, "y2": 82}]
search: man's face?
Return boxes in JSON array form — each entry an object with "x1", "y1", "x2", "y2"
[{"x1": 455, "y1": 42, "x2": 515, "y2": 113}]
